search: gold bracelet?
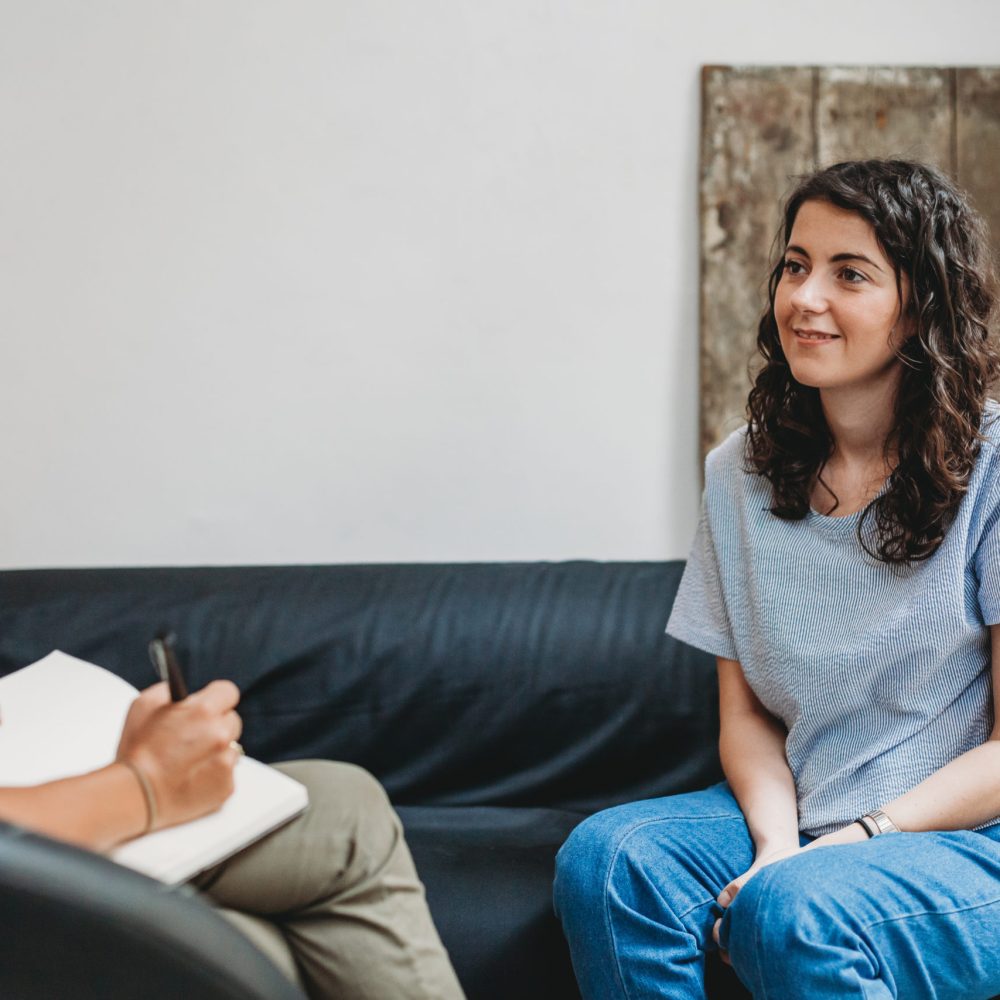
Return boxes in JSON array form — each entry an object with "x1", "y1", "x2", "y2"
[{"x1": 119, "y1": 758, "x2": 158, "y2": 835}]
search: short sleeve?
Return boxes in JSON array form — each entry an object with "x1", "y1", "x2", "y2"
[
  {"x1": 665, "y1": 496, "x2": 738, "y2": 660},
  {"x1": 974, "y1": 451, "x2": 1000, "y2": 625}
]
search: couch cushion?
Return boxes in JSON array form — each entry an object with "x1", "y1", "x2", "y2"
[{"x1": 398, "y1": 804, "x2": 585, "y2": 1000}]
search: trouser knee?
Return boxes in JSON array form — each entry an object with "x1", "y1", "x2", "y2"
[
  {"x1": 724, "y1": 860, "x2": 809, "y2": 957},
  {"x1": 554, "y1": 804, "x2": 704, "y2": 924},
  {"x1": 275, "y1": 760, "x2": 403, "y2": 883},
  {"x1": 723, "y1": 854, "x2": 877, "y2": 993},
  {"x1": 554, "y1": 808, "x2": 632, "y2": 918}
]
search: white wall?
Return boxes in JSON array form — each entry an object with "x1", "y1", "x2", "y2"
[{"x1": 0, "y1": 1, "x2": 996, "y2": 568}]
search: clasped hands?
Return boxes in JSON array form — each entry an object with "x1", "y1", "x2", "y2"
[{"x1": 712, "y1": 823, "x2": 868, "y2": 965}]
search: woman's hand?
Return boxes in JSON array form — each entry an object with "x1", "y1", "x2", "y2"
[
  {"x1": 115, "y1": 679, "x2": 243, "y2": 831},
  {"x1": 712, "y1": 824, "x2": 869, "y2": 963},
  {"x1": 712, "y1": 843, "x2": 803, "y2": 962},
  {"x1": 719, "y1": 843, "x2": 803, "y2": 909}
]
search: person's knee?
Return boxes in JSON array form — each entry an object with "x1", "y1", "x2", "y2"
[
  {"x1": 725, "y1": 852, "x2": 876, "y2": 988},
  {"x1": 726, "y1": 856, "x2": 812, "y2": 948},
  {"x1": 276, "y1": 760, "x2": 401, "y2": 874},
  {"x1": 278, "y1": 758, "x2": 391, "y2": 815},
  {"x1": 555, "y1": 803, "x2": 697, "y2": 923},
  {"x1": 554, "y1": 806, "x2": 640, "y2": 914},
  {"x1": 556, "y1": 809, "x2": 620, "y2": 874}
]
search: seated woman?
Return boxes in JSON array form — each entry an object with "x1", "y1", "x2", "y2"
[
  {"x1": 555, "y1": 159, "x2": 1000, "y2": 997},
  {"x1": 0, "y1": 676, "x2": 466, "y2": 1000}
]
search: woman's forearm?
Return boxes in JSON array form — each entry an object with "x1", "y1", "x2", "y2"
[
  {"x1": 0, "y1": 764, "x2": 147, "y2": 852},
  {"x1": 881, "y1": 738, "x2": 1000, "y2": 832},
  {"x1": 717, "y1": 656, "x2": 799, "y2": 855},
  {"x1": 881, "y1": 626, "x2": 1000, "y2": 832},
  {"x1": 721, "y1": 707, "x2": 799, "y2": 854}
]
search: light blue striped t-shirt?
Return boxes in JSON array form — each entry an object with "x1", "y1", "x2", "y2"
[{"x1": 666, "y1": 402, "x2": 1000, "y2": 837}]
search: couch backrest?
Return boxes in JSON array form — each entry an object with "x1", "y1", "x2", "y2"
[{"x1": 0, "y1": 561, "x2": 722, "y2": 813}]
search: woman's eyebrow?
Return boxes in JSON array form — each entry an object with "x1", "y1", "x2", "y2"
[
  {"x1": 785, "y1": 244, "x2": 885, "y2": 273},
  {"x1": 830, "y1": 252, "x2": 884, "y2": 272}
]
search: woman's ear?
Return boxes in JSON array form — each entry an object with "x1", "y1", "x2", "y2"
[
  {"x1": 892, "y1": 317, "x2": 915, "y2": 345},
  {"x1": 892, "y1": 280, "x2": 917, "y2": 347}
]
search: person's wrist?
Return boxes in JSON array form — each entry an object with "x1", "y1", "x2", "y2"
[
  {"x1": 105, "y1": 762, "x2": 155, "y2": 844},
  {"x1": 857, "y1": 808, "x2": 901, "y2": 837},
  {"x1": 114, "y1": 744, "x2": 166, "y2": 831},
  {"x1": 816, "y1": 823, "x2": 869, "y2": 847},
  {"x1": 119, "y1": 758, "x2": 159, "y2": 834},
  {"x1": 754, "y1": 834, "x2": 799, "y2": 860}
]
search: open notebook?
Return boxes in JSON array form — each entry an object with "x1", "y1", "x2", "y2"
[{"x1": 0, "y1": 650, "x2": 308, "y2": 884}]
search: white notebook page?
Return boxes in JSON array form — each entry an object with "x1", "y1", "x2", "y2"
[{"x1": 0, "y1": 651, "x2": 308, "y2": 883}]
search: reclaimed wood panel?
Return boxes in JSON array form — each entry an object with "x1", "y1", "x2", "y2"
[
  {"x1": 700, "y1": 66, "x2": 815, "y2": 458},
  {"x1": 957, "y1": 68, "x2": 1000, "y2": 261},
  {"x1": 700, "y1": 65, "x2": 1000, "y2": 463},
  {"x1": 816, "y1": 67, "x2": 953, "y2": 171}
]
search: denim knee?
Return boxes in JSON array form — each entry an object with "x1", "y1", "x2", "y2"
[
  {"x1": 555, "y1": 800, "x2": 721, "y2": 927},
  {"x1": 556, "y1": 791, "x2": 757, "y2": 999},
  {"x1": 723, "y1": 851, "x2": 880, "y2": 991},
  {"x1": 554, "y1": 807, "x2": 631, "y2": 918},
  {"x1": 725, "y1": 854, "x2": 817, "y2": 949}
]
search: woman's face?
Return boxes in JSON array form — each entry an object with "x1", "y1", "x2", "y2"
[{"x1": 774, "y1": 199, "x2": 909, "y2": 395}]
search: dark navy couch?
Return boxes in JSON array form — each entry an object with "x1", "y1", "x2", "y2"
[{"x1": 0, "y1": 561, "x2": 745, "y2": 999}]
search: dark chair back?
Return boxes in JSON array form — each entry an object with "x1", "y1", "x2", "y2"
[{"x1": 0, "y1": 824, "x2": 306, "y2": 1000}]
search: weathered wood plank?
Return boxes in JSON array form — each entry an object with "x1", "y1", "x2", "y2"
[
  {"x1": 816, "y1": 67, "x2": 953, "y2": 172},
  {"x1": 816, "y1": 66, "x2": 954, "y2": 173},
  {"x1": 699, "y1": 66, "x2": 815, "y2": 458},
  {"x1": 956, "y1": 68, "x2": 1000, "y2": 261}
]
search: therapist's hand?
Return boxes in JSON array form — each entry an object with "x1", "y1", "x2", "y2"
[{"x1": 116, "y1": 680, "x2": 243, "y2": 830}]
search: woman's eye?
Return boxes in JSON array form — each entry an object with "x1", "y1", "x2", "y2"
[
  {"x1": 782, "y1": 259, "x2": 805, "y2": 275},
  {"x1": 840, "y1": 266, "x2": 866, "y2": 284}
]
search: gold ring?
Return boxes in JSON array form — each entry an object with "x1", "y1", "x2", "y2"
[{"x1": 230, "y1": 741, "x2": 245, "y2": 756}]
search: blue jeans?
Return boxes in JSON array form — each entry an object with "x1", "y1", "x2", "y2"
[{"x1": 553, "y1": 783, "x2": 1000, "y2": 999}]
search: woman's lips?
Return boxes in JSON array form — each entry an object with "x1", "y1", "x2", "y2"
[{"x1": 794, "y1": 329, "x2": 839, "y2": 343}]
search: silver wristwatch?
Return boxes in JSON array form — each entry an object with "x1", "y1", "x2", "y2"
[{"x1": 858, "y1": 808, "x2": 900, "y2": 837}]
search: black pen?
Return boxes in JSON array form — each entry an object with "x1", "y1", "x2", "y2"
[
  {"x1": 148, "y1": 631, "x2": 244, "y2": 756},
  {"x1": 148, "y1": 631, "x2": 190, "y2": 702}
]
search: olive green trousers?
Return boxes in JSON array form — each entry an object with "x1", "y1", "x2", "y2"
[{"x1": 193, "y1": 760, "x2": 465, "y2": 1000}]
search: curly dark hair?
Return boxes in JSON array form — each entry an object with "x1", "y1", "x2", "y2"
[{"x1": 745, "y1": 158, "x2": 1000, "y2": 563}]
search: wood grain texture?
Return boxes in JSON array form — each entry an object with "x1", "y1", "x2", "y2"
[
  {"x1": 816, "y1": 67, "x2": 953, "y2": 171},
  {"x1": 700, "y1": 66, "x2": 814, "y2": 457},
  {"x1": 957, "y1": 68, "x2": 1000, "y2": 259}
]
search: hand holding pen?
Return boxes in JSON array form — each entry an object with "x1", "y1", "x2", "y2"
[
  {"x1": 148, "y1": 632, "x2": 244, "y2": 754},
  {"x1": 112, "y1": 634, "x2": 244, "y2": 835}
]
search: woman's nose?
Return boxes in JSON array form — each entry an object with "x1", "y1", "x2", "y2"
[{"x1": 789, "y1": 273, "x2": 828, "y2": 313}]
